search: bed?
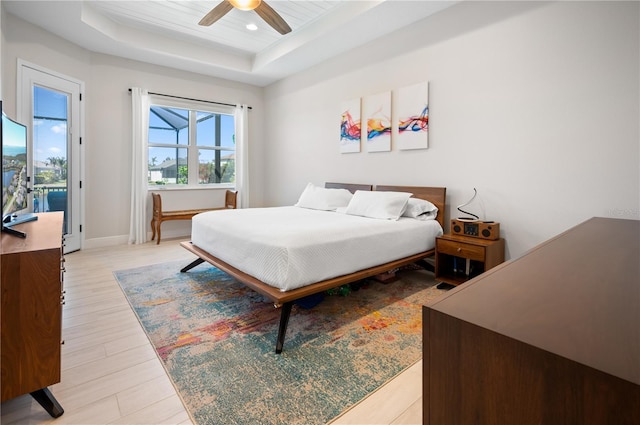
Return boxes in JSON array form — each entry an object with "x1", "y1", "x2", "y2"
[{"x1": 180, "y1": 183, "x2": 446, "y2": 353}]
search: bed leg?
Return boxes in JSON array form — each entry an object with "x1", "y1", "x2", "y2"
[
  {"x1": 180, "y1": 258, "x2": 205, "y2": 273},
  {"x1": 275, "y1": 302, "x2": 293, "y2": 354}
]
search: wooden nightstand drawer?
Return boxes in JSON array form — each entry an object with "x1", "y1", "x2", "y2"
[
  {"x1": 437, "y1": 239, "x2": 485, "y2": 261},
  {"x1": 435, "y1": 234, "x2": 505, "y2": 287}
]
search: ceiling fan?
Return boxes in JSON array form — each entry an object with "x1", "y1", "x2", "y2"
[{"x1": 199, "y1": 0, "x2": 292, "y2": 35}]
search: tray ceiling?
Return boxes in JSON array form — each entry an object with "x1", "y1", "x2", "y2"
[{"x1": 3, "y1": 1, "x2": 456, "y2": 86}]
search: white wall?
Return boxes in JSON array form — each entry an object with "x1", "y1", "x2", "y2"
[
  {"x1": 1, "y1": 11, "x2": 266, "y2": 247},
  {"x1": 263, "y1": 1, "x2": 640, "y2": 259}
]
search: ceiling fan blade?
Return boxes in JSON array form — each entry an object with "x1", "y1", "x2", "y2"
[
  {"x1": 199, "y1": 1, "x2": 233, "y2": 26},
  {"x1": 254, "y1": 1, "x2": 292, "y2": 35}
]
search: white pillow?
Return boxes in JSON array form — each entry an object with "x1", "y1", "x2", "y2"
[
  {"x1": 294, "y1": 183, "x2": 353, "y2": 211},
  {"x1": 345, "y1": 190, "x2": 412, "y2": 220},
  {"x1": 402, "y1": 198, "x2": 438, "y2": 220}
]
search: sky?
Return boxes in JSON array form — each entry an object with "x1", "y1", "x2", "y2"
[{"x1": 33, "y1": 85, "x2": 67, "y2": 164}]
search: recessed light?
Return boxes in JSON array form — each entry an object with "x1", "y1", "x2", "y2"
[{"x1": 246, "y1": 23, "x2": 258, "y2": 31}]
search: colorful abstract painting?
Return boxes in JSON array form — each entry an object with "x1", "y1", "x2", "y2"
[
  {"x1": 397, "y1": 82, "x2": 429, "y2": 150},
  {"x1": 363, "y1": 91, "x2": 391, "y2": 152},
  {"x1": 340, "y1": 98, "x2": 361, "y2": 153}
]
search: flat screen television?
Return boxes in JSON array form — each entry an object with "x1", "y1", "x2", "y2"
[{"x1": 2, "y1": 102, "x2": 37, "y2": 237}]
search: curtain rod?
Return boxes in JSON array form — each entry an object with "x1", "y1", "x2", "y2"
[{"x1": 128, "y1": 88, "x2": 252, "y2": 110}]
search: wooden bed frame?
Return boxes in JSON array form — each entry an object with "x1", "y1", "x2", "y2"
[{"x1": 180, "y1": 184, "x2": 446, "y2": 353}]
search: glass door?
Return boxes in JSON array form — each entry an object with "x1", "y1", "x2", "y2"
[
  {"x1": 20, "y1": 63, "x2": 82, "y2": 253},
  {"x1": 32, "y1": 86, "x2": 69, "y2": 226}
]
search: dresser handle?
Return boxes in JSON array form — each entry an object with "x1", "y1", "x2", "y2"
[{"x1": 457, "y1": 248, "x2": 462, "y2": 253}]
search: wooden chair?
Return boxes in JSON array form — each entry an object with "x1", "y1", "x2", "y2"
[{"x1": 151, "y1": 190, "x2": 237, "y2": 244}]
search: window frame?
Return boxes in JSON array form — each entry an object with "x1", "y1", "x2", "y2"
[{"x1": 146, "y1": 95, "x2": 236, "y2": 190}]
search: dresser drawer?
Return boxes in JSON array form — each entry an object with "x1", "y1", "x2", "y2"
[{"x1": 437, "y1": 238, "x2": 485, "y2": 261}]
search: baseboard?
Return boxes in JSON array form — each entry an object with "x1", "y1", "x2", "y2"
[
  {"x1": 83, "y1": 228, "x2": 191, "y2": 249},
  {"x1": 83, "y1": 234, "x2": 130, "y2": 249}
]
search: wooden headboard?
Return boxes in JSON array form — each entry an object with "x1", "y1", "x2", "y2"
[
  {"x1": 325, "y1": 182, "x2": 446, "y2": 229},
  {"x1": 324, "y1": 182, "x2": 372, "y2": 193}
]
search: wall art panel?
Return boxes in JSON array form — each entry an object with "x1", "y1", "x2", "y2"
[
  {"x1": 339, "y1": 98, "x2": 361, "y2": 153},
  {"x1": 397, "y1": 82, "x2": 429, "y2": 150},
  {"x1": 363, "y1": 91, "x2": 391, "y2": 152}
]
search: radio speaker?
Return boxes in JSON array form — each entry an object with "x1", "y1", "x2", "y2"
[{"x1": 451, "y1": 219, "x2": 500, "y2": 240}]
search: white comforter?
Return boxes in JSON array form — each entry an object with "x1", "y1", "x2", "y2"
[{"x1": 191, "y1": 206, "x2": 442, "y2": 291}]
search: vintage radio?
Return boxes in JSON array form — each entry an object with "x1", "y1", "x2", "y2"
[{"x1": 451, "y1": 219, "x2": 500, "y2": 240}]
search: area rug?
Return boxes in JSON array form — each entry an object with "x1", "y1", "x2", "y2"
[{"x1": 114, "y1": 260, "x2": 445, "y2": 425}]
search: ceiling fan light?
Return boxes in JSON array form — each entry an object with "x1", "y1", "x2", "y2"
[{"x1": 228, "y1": 0, "x2": 261, "y2": 11}]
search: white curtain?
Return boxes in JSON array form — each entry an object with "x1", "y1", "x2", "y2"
[
  {"x1": 235, "y1": 104, "x2": 249, "y2": 208},
  {"x1": 129, "y1": 88, "x2": 149, "y2": 244}
]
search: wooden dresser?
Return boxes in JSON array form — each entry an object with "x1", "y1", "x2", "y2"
[
  {"x1": 423, "y1": 217, "x2": 640, "y2": 425},
  {"x1": 1, "y1": 212, "x2": 65, "y2": 417}
]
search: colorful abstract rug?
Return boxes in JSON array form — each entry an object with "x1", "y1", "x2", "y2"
[{"x1": 114, "y1": 260, "x2": 445, "y2": 425}]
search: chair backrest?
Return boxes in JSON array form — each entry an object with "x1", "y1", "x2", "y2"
[
  {"x1": 151, "y1": 192, "x2": 162, "y2": 217},
  {"x1": 153, "y1": 191, "x2": 235, "y2": 212},
  {"x1": 225, "y1": 190, "x2": 238, "y2": 209},
  {"x1": 47, "y1": 190, "x2": 67, "y2": 212}
]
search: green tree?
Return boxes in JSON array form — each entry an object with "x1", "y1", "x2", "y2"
[
  {"x1": 36, "y1": 170, "x2": 57, "y2": 184},
  {"x1": 46, "y1": 156, "x2": 67, "y2": 181},
  {"x1": 178, "y1": 165, "x2": 188, "y2": 184}
]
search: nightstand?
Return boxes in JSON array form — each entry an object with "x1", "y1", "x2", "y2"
[{"x1": 435, "y1": 234, "x2": 505, "y2": 287}]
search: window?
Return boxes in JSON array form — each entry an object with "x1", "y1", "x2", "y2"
[{"x1": 147, "y1": 100, "x2": 235, "y2": 187}]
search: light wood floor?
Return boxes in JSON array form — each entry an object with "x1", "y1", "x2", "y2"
[{"x1": 1, "y1": 238, "x2": 423, "y2": 425}]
